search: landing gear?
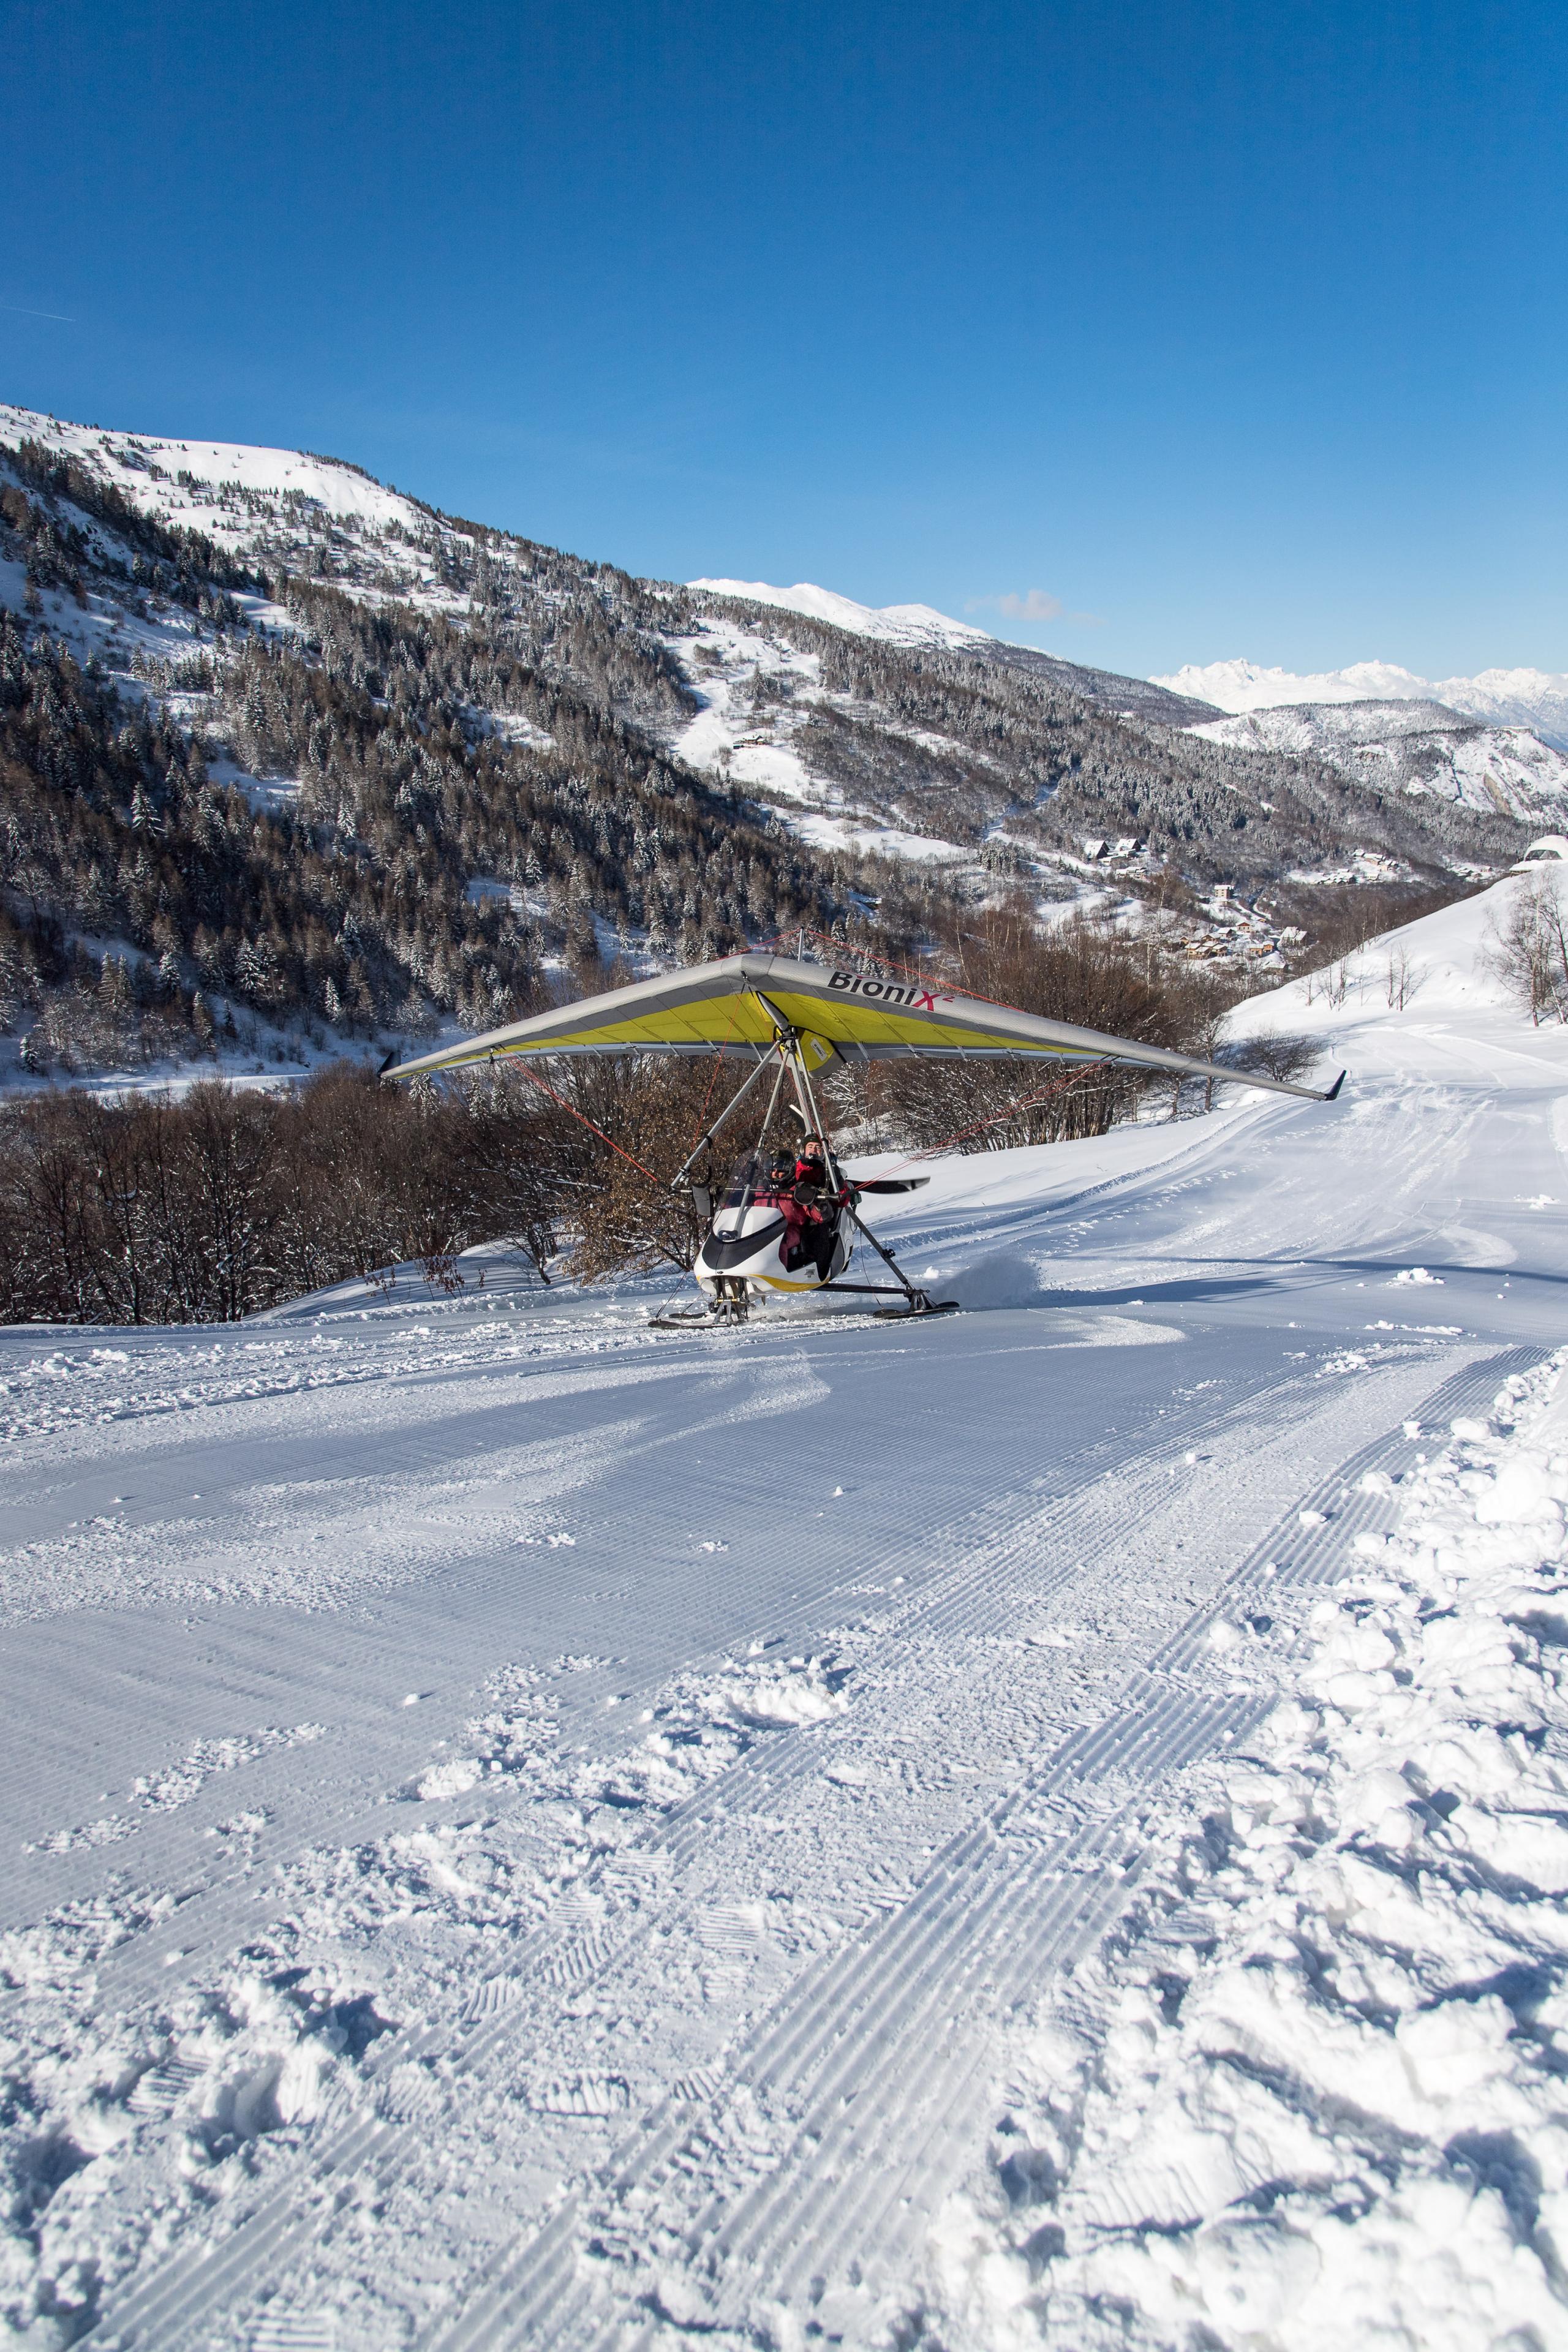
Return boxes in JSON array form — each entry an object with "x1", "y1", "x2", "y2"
[
  {"x1": 649, "y1": 1276, "x2": 750, "y2": 1331},
  {"x1": 873, "y1": 1291, "x2": 959, "y2": 1320},
  {"x1": 834, "y1": 1205, "x2": 958, "y2": 1319}
]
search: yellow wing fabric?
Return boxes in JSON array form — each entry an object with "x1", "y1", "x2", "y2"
[{"x1": 383, "y1": 951, "x2": 1343, "y2": 1104}]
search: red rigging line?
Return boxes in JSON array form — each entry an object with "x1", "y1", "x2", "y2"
[
  {"x1": 880, "y1": 1057, "x2": 1113, "y2": 1176},
  {"x1": 505, "y1": 1057, "x2": 665, "y2": 1189}
]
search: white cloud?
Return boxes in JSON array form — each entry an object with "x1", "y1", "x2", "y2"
[{"x1": 969, "y1": 587, "x2": 1064, "y2": 622}]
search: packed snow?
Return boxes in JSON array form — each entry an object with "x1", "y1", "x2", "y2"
[{"x1": 6, "y1": 832, "x2": 1568, "y2": 2348}]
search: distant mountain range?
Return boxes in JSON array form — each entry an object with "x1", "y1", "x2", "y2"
[
  {"x1": 1154, "y1": 656, "x2": 1568, "y2": 752},
  {"x1": 692, "y1": 578, "x2": 1568, "y2": 818},
  {"x1": 1186, "y1": 698, "x2": 1568, "y2": 821},
  {"x1": 690, "y1": 580, "x2": 1568, "y2": 754}
]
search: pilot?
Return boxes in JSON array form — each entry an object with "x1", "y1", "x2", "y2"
[
  {"x1": 793, "y1": 1135, "x2": 830, "y2": 1197},
  {"x1": 780, "y1": 1135, "x2": 842, "y2": 1276}
]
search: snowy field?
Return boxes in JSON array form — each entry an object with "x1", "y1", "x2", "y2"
[{"x1": 6, "y1": 878, "x2": 1568, "y2": 2348}]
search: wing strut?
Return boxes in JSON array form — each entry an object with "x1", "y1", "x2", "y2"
[{"x1": 667, "y1": 1046, "x2": 777, "y2": 1189}]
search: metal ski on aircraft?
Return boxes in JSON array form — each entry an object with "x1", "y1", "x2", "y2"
[{"x1": 383, "y1": 948, "x2": 1346, "y2": 1327}]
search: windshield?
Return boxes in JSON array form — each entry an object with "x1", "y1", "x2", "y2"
[{"x1": 720, "y1": 1150, "x2": 796, "y2": 1210}]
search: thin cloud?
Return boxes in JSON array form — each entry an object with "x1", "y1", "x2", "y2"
[
  {"x1": 0, "y1": 302, "x2": 77, "y2": 323},
  {"x1": 993, "y1": 589, "x2": 1063, "y2": 621},
  {"x1": 965, "y1": 587, "x2": 1104, "y2": 627}
]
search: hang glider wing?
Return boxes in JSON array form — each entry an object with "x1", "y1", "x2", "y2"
[{"x1": 382, "y1": 951, "x2": 1344, "y2": 1104}]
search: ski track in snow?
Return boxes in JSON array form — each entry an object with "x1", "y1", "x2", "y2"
[{"x1": 4, "y1": 880, "x2": 1568, "y2": 2346}]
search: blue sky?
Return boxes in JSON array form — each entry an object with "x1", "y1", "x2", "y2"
[{"x1": 4, "y1": 0, "x2": 1564, "y2": 679}]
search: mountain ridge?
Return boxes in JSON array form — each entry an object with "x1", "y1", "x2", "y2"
[
  {"x1": 1, "y1": 401, "x2": 1561, "y2": 1085},
  {"x1": 1158, "y1": 654, "x2": 1568, "y2": 750}
]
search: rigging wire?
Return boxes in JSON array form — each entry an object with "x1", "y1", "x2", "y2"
[
  {"x1": 688, "y1": 996, "x2": 744, "y2": 1152},
  {"x1": 502, "y1": 1056, "x2": 665, "y2": 1188},
  {"x1": 878, "y1": 1057, "x2": 1114, "y2": 1175}
]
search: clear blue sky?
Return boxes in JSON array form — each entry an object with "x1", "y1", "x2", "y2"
[{"x1": 4, "y1": 0, "x2": 1564, "y2": 680}]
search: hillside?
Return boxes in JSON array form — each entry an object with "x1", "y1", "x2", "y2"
[
  {"x1": 1189, "y1": 695, "x2": 1568, "y2": 821},
  {"x1": 2, "y1": 868, "x2": 1567, "y2": 2347},
  {"x1": 1, "y1": 403, "x2": 1559, "y2": 1086}
]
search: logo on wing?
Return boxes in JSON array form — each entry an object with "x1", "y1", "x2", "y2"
[{"x1": 828, "y1": 970, "x2": 941, "y2": 1013}]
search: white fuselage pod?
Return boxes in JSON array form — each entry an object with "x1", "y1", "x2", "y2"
[{"x1": 695, "y1": 1188, "x2": 851, "y2": 1298}]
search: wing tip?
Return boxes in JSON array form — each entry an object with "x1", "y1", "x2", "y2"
[
  {"x1": 377, "y1": 1047, "x2": 399, "y2": 1079},
  {"x1": 1324, "y1": 1068, "x2": 1346, "y2": 1102}
]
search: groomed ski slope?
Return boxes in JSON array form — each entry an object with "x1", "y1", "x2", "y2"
[{"x1": 4, "y1": 871, "x2": 1568, "y2": 2349}]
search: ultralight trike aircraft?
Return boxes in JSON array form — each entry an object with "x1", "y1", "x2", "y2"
[{"x1": 385, "y1": 947, "x2": 1344, "y2": 1326}]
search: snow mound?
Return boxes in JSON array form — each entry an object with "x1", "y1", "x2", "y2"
[{"x1": 932, "y1": 1355, "x2": 1568, "y2": 2351}]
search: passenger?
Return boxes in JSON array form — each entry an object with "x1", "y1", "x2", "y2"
[{"x1": 779, "y1": 1135, "x2": 842, "y2": 1276}]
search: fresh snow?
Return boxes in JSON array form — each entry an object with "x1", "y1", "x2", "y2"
[
  {"x1": 0, "y1": 405, "x2": 425, "y2": 541},
  {"x1": 1158, "y1": 655, "x2": 1568, "y2": 752},
  {"x1": 5, "y1": 870, "x2": 1568, "y2": 2345},
  {"x1": 933, "y1": 1352, "x2": 1568, "y2": 2350}
]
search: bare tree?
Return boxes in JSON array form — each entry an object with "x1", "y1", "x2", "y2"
[{"x1": 1485, "y1": 873, "x2": 1568, "y2": 1025}]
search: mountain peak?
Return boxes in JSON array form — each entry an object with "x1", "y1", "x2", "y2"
[
  {"x1": 1155, "y1": 652, "x2": 1568, "y2": 751},
  {"x1": 688, "y1": 577, "x2": 993, "y2": 652}
]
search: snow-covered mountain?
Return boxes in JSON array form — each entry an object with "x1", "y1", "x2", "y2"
[
  {"x1": 689, "y1": 575, "x2": 1212, "y2": 728},
  {"x1": 687, "y1": 576, "x2": 994, "y2": 653},
  {"x1": 2, "y1": 395, "x2": 1562, "y2": 1093},
  {"x1": 1189, "y1": 696, "x2": 1568, "y2": 824},
  {"x1": 1158, "y1": 654, "x2": 1568, "y2": 751}
]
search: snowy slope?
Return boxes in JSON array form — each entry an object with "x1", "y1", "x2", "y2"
[
  {"x1": 687, "y1": 576, "x2": 994, "y2": 652},
  {"x1": 0, "y1": 401, "x2": 479, "y2": 631},
  {"x1": 0, "y1": 409, "x2": 1187, "y2": 914},
  {"x1": 1159, "y1": 654, "x2": 1568, "y2": 752},
  {"x1": 1, "y1": 402, "x2": 1538, "y2": 976},
  {"x1": 1189, "y1": 696, "x2": 1568, "y2": 822},
  {"x1": 0, "y1": 404, "x2": 431, "y2": 546},
  {"x1": 4, "y1": 873, "x2": 1568, "y2": 2345}
]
